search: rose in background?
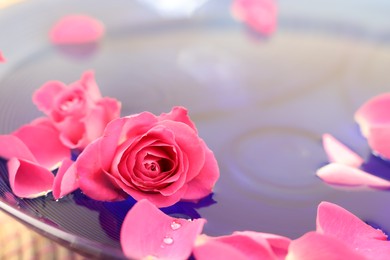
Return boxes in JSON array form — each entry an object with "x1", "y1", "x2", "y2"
[
  {"x1": 33, "y1": 71, "x2": 121, "y2": 150},
  {"x1": 75, "y1": 106, "x2": 220, "y2": 207}
]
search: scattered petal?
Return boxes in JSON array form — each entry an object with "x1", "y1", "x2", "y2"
[
  {"x1": 317, "y1": 201, "x2": 388, "y2": 241},
  {"x1": 322, "y1": 134, "x2": 364, "y2": 167},
  {"x1": 7, "y1": 157, "x2": 54, "y2": 198},
  {"x1": 363, "y1": 126, "x2": 390, "y2": 160},
  {"x1": 316, "y1": 163, "x2": 390, "y2": 188},
  {"x1": 0, "y1": 51, "x2": 6, "y2": 63},
  {"x1": 194, "y1": 231, "x2": 290, "y2": 260},
  {"x1": 49, "y1": 15, "x2": 105, "y2": 45},
  {"x1": 52, "y1": 158, "x2": 78, "y2": 200},
  {"x1": 12, "y1": 123, "x2": 70, "y2": 170},
  {"x1": 231, "y1": 0, "x2": 277, "y2": 36},
  {"x1": 355, "y1": 93, "x2": 390, "y2": 134},
  {"x1": 286, "y1": 232, "x2": 365, "y2": 260},
  {"x1": 355, "y1": 93, "x2": 390, "y2": 159},
  {"x1": 120, "y1": 199, "x2": 206, "y2": 260},
  {"x1": 193, "y1": 235, "x2": 249, "y2": 260},
  {"x1": 316, "y1": 202, "x2": 390, "y2": 260},
  {"x1": 234, "y1": 231, "x2": 291, "y2": 259}
]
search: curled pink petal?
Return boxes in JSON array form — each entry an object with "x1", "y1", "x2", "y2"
[
  {"x1": 317, "y1": 201, "x2": 388, "y2": 241},
  {"x1": 33, "y1": 81, "x2": 66, "y2": 114},
  {"x1": 49, "y1": 15, "x2": 105, "y2": 45},
  {"x1": 79, "y1": 70, "x2": 102, "y2": 101},
  {"x1": 316, "y1": 163, "x2": 390, "y2": 188},
  {"x1": 7, "y1": 157, "x2": 54, "y2": 198},
  {"x1": 159, "y1": 106, "x2": 198, "y2": 133},
  {"x1": 322, "y1": 134, "x2": 364, "y2": 167},
  {"x1": 120, "y1": 199, "x2": 206, "y2": 260},
  {"x1": 231, "y1": 0, "x2": 277, "y2": 36},
  {"x1": 0, "y1": 51, "x2": 6, "y2": 63},
  {"x1": 286, "y1": 232, "x2": 365, "y2": 260},
  {"x1": 53, "y1": 158, "x2": 78, "y2": 200},
  {"x1": 355, "y1": 93, "x2": 390, "y2": 159},
  {"x1": 0, "y1": 135, "x2": 36, "y2": 162},
  {"x1": 12, "y1": 123, "x2": 70, "y2": 170},
  {"x1": 355, "y1": 93, "x2": 390, "y2": 132},
  {"x1": 316, "y1": 202, "x2": 390, "y2": 259},
  {"x1": 364, "y1": 126, "x2": 390, "y2": 159}
]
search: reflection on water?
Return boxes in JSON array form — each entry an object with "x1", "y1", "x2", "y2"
[{"x1": 137, "y1": 0, "x2": 209, "y2": 17}]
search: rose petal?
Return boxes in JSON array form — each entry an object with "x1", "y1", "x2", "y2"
[
  {"x1": 355, "y1": 93, "x2": 390, "y2": 133},
  {"x1": 159, "y1": 106, "x2": 198, "y2": 133},
  {"x1": 182, "y1": 145, "x2": 219, "y2": 201},
  {"x1": 83, "y1": 97, "x2": 121, "y2": 147},
  {"x1": 317, "y1": 202, "x2": 390, "y2": 259},
  {"x1": 32, "y1": 81, "x2": 67, "y2": 115},
  {"x1": 355, "y1": 93, "x2": 390, "y2": 159},
  {"x1": 317, "y1": 201, "x2": 388, "y2": 241},
  {"x1": 120, "y1": 199, "x2": 206, "y2": 260},
  {"x1": 57, "y1": 117, "x2": 86, "y2": 149},
  {"x1": 116, "y1": 179, "x2": 188, "y2": 208},
  {"x1": 52, "y1": 158, "x2": 78, "y2": 200},
  {"x1": 194, "y1": 232, "x2": 285, "y2": 260},
  {"x1": 316, "y1": 163, "x2": 390, "y2": 188},
  {"x1": 99, "y1": 113, "x2": 157, "y2": 172},
  {"x1": 157, "y1": 120, "x2": 205, "y2": 182},
  {"x1": 0, "y1": 51, "x2": 6, "y2": 63},
  {"x1": 77, "y1": 139, "x2": 126, "y2": 201},
  {"x1": 231, "y1": 0, "x2": 277, "y2": 36},
  {"x1": 0, "y1": 135, "x2": 36, "y2": 162},
  {"x1": 286, "y1": 232, "x2": 366, "y2": 260},
  {"x1": 364, "y1": 126, "x2": 390, "y2": 159},
  {"x1": 234, "y1": 231, "x2": 291, "y2": 259},
  {"x1": 12, "y1": 123, "x2": 70, "y2": 170},
  {"x1": 49, "y1": 15, "x2": 105, "y2": 45},
  {"x1": 7, "y1": 157, "x2": 54, "y2": 198},
  {"x1": 79, "y1": 70, "x2": 102, "y2": 101},
  {"x1": 193, "y1": 235, "x2": 249, "y2": 260},
  {"x1": 322, "y1": 134, "x2": 364, "y2": 167}
]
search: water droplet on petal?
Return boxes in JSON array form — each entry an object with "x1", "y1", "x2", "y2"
[
  {"x1": 170, "y1": 220, "x2": 181, "y2": 230},
  {"x1": 163, "y1": 236, "x2": 174, "y2": 245}
]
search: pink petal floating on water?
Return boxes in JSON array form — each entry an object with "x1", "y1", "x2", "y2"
[
  {"x1": 355, "y1": 93, "x2": 390, "y2": 159},
  {"x1": 52, "y1": 158, "x2": 78, "y2": 200},
  {"x1": 234, "y1": 231, "x2": 291, "y2": 259},
  {"x1": 231, "y1": 0, "x2": 277, "y2": 36},
  {"x1": 316, "y1": 163, "x2": 390, "y2": 188},
  {"x1": 317, "y1": 202, "x2": 387, "y2": 241},
  {"x1": 363, "y1": 126, "x2": 390, "y2": 160},
  {"x1": 194, "y1": 231, "x2": 290, "y2": 260},
  {"x1": 7, "y1": 157, "x2": 54, "y2": 198},
  {"x1": 0, "y1": 51, "x2": 5, "y2": 63},
  {"x1": 322, "y1": 134, "x2": 364, "y2": 167},
  {"x1": 120, "y1": 199, "x2": 206, "y2": 260},
  {"x1": 194, "y1": 235, "x2": 249, "y2": 260},
  {"x1": 355, "y1": 93, "x2": 390, "y2": 134},
  {"x1": 49, "y1": 15, "x2": 105, "y2": 45},
  {"x1": 12, "y1": 122, "x2": 70, "y2": 170},
  {"x1": 286, "y1": 231, "x2": 365, "y2": 260},
  {"x1": 316, "y1": 202, "x2": 390, "y2": 260}
]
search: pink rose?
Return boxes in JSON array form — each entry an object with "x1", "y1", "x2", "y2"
[
  {"x1": 75, "y1": 107, "x2": 220, "y2": 207},
  {"x1": 33, "y1": 71, "x2": 121, "y2": 150}
]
